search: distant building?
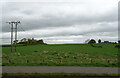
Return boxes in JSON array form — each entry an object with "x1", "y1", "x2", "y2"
[
  {"x1": 102, "y1": 41, "x2": 117, "y2": 44},
  {"x1": 103, "y1": 41, "x2": 110, "y2": 43}
]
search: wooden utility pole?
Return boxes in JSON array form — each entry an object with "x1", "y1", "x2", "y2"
[{"x1": 7, "y1": 21, "x2": 20, "y2": 52}]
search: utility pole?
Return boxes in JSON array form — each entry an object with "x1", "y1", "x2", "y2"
[{"x1": 6, "y1": 21, "x2": 20, "y2": 52}]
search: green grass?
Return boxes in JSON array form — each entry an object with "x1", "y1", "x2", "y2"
[
  {"x1": 2, "y1": 73, "x2": 120, "y2": 76},
  {"x1": 2, "y1": 43, "x2": 119, "y2": 67}
]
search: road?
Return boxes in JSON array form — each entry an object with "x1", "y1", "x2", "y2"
[{"x1": 2, "y1": 66, "x2": 119, "y2": 74}]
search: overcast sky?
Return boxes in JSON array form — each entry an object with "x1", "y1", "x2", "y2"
[{"x1": 1, "y1": 0, "x2": 119, "y2": 44}]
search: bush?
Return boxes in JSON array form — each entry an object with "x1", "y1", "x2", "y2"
[
  {"x1": 2, "y1": 45, "x2": 11, "y2": 47},
  {"x1": 115, "y1": 45, "x2": 120, "y2": 48},
  {"x1": 98, "y1": 39, "x2": 101, "y2": 43},
  {"x1": 88, "y1": 39, "x2": 96, "y2": 44},
  {"x1": 17, "y1": 38, "x2": 46, "y2": 45},
  {"x1": 118, "y1": 40, "x2": 120, "y2": 44}
]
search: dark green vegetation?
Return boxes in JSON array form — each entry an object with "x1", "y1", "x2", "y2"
[
  {"x1": 3, "y1": 73, "x2": 120, "y2": 76},
  {"x1": 17, "y1": 38, "x2": 46, "y2": 45},
  {"x1": 2, "y1": 43, "x2": 119, "y2": 67}
]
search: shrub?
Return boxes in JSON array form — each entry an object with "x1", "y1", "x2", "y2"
[
  {"x1": 88, "y1": 39, "x2": 96, "y2": 44},
  {"x1": 98, "y1": 39, "x2": 101, "y2": 43},
  {"x1": 115, "y1": 45, "x2": 120, "y2": 48}
]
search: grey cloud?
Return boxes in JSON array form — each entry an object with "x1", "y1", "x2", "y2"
[
  {"x1": 2, "y1": 2, "x2": 117, "y2": 32},
  {"x1": 1, "y1": 1, "x2": 118, "y2": 44},
  {"x1": 21, "y1": 10, "x2": 34, "y2": 15}
]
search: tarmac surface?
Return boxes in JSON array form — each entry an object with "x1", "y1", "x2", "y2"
[{"x1": 2, "y1": 66, "x2": 119, "y2": 74}]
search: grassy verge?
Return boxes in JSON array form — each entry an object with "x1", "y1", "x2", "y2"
[{"x1": 2, "y1": 73, "x2": 120, "y2": 76}]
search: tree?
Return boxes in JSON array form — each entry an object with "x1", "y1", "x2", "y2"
[
  {"x1": 27, "y1": 38, "x2": 32, "y2": 44},
  {"x1": 18, "y1": 38, "x2": 27, "y2": 44},
  {"x1": 118, "y1": 40, "x2": 120, "y2": 44},
  {"x1": 88, "y1": 39, "x2": 96, "y2": 44},
  {"x1": 18, "y1": 38, "x2": 46, "y2": 45},
  {"x1": 37, "y1": 39, "x2": 44, "y2": 44},
  {"x1": 31, "y1": 38, "x2": 37, "y2": 44},
  {"x1": 98, "y1": 39, "x2": 101, "y2": 43},
  {"x1": 13, "y1": 40, "x2": 18, "y2": 44},
  {"x1": 21, "y1": 38, "x2": 27, "y2": 42}
]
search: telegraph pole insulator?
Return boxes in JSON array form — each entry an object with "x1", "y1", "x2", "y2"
[{"x1": 7, "y1": 21, "x2": 20, "y2": 52}]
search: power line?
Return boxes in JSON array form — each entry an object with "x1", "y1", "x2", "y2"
[
  {"x1": 18, "y1": 25, "x2": 32, "y2": 39},
  {"x1": 19, "y1": 25, "x2": 25, "y2": 32},
  {"x1": 0, "y1": 38, "x2": 11, "y2": 39}
]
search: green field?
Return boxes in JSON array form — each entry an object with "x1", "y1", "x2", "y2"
[{"x1": 2, "y1": 43, "x2": 119, "y2": 67}]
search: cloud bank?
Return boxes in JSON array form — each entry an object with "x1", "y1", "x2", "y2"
[{"x1": 1, "y1": 0, "x2": 118, "y2": 44}]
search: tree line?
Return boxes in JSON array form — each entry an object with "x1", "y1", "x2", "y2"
[
  {"x1": 87, "y1": 39, "x2": 118, "y2": 44},
  {"x1": 16, "y1": 38, "x2": 46, "y2": 45}
]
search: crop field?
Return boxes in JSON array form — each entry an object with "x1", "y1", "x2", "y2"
[{"x1": 2, "y1": 43, "x2": 119, "y2": 67}]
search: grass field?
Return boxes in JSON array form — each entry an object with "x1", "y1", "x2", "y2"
[{"x1": 2, "y1": 43, "x2": 119, "y2": 67}]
